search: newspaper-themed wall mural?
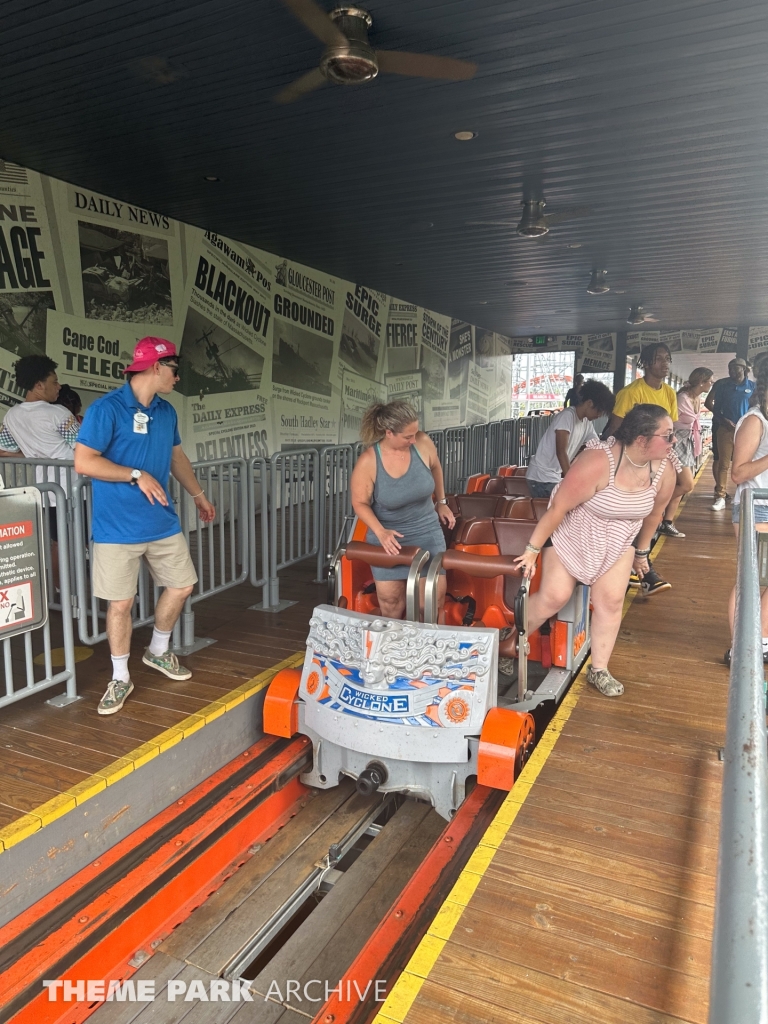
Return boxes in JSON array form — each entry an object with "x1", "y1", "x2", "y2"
[{"x1": 0, "y1": 160, "x2": 751, "y2": 459}]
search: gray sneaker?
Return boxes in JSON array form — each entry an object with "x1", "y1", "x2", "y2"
[
  {"x1": 142, "y1": 648, "x2": 192, "y2": 681},
  {"x1": 98, "y1": 679, "x2": 134, "y2": 715},
  {"x1": 587, "y1": 666, "x2": 624, "y2": 697}
]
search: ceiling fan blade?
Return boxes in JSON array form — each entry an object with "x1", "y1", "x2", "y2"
[
  {"x1": 465, "y1": 220, "x2": 518, "y2": 227},
  {"x1": 275, "y1": 67, "x2": 327, "y2": 104},
  {"x1": 542, "y1": 205, "x2": 593, "y2": 226},
  {"x1": 279, "y1": 0, "x2": 348, "y2": 47},
  {"x1": 376, "y1": 50, "x2": 477, "y2": 80}
]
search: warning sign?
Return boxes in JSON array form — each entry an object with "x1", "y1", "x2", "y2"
[
  {"x1": 0, "y1": 582, "x2": 33, "y2": 627},
  {"x1": 0, "y1": 489, "x2": 46, "y2": 638}
]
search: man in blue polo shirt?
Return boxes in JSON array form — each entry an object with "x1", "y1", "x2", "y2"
[
  {"x1": 75, "y1": 338, "x2": 215, "y2": 715},
  {"x1": 704, "y1": 357, "x2": 755, "y2": 510}
]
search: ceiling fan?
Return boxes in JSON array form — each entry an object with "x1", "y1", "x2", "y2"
[
  {"x1": 627, "y1": 305, "x2": 659, "y2": 325},
  {"x1": 466, "y1": 199, "x2": 592, "y2": 238},
  {"x1": 275, "y1": 1, "x2": 477, "y2": 104}
]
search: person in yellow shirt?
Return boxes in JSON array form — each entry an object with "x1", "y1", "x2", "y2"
[{"x1": 603, "y1": 342, "x2": 685, "y2": 594}]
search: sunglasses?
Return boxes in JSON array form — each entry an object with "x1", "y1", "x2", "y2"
[
  {"x1": 159, "y1": 360, "x2": 180, "y2": 374},
  {"x1": 653, "y1": 431, "x2": 675, "y2": 443}
]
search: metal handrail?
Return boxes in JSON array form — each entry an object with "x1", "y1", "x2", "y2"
[{"x1": 708, "y1": 488, "x2": 768, "y2": 1024}]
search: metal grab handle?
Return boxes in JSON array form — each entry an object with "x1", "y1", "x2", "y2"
[
  {"x1": 340, "y1": 541, "x2": 429, "y2": 623},
  {"x1": 328, "y1": 515, "x2": 357, "y2": 605},
  {"x1": 515, "y1": 583, "x2": 528, "y2": 702},
  {"x1": 424, "y1": 553, "x2": 445, "y2": 625}
]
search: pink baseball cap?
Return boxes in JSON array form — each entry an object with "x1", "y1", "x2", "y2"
[{"x1": 124, "y1": 337, "x2": 178, "y2": 373}]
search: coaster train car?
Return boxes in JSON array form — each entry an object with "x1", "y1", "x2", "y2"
[{"x1": 264, "y1": 466, "x2": 591, "y2": 820}]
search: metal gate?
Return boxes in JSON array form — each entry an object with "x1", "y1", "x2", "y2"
[{"x1": 0, "y1": 482, "x2": 78, "y2": 710}]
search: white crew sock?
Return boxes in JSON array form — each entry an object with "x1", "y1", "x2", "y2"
[
  {"x1": 111, "y1": 654, "x2": 130, "y2": 683},
  {"x1": 149, "y1": 627, "x2": 172, "y2": 657}
]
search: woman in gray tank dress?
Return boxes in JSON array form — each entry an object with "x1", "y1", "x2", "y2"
[{"x1": 350, "y1": 401, "x2": 456, "y2": 620}]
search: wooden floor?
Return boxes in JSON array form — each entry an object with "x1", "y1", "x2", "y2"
[
  {"x1": 389, "y1": 471, "x2": 731, "y2": 1024},
  {"x1": 0, "y1": 563, "x2": 323, "y2": 831}
]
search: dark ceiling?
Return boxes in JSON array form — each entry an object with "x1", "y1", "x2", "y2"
[{"x1": 3, "y1": 0, "x2": 768, "y2": 335}]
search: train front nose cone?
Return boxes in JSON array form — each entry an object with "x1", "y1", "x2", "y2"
[{"x1": 356, "y1": 761, "x2": 388, "y2": 796}]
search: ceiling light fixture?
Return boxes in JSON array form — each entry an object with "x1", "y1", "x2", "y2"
[
  {"x1": 454, "y1": 130, "x2": 477, "y2": 140},
  {"x1": 627, "y1": 305, "x2": 646, "y2": 325},
  {"x1": 203, "y1": 175, "x2": 220, "y2": 182},
  {"x1": 565, "y1": 243, "x2": 582, "y2": 249},
  {"x1": 587, "y1": 269, "x2": 610, "y2": 295},
  {"x1": 516, "y1": 200, "x2": 549, "y2": 238}
]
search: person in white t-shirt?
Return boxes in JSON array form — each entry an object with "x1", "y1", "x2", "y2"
[
  {"x1": 0, "y1": 356, "x2": 80, "y2": 562},
  {"x1": 527, "y1": 379, "x2": 615, "y2": 499}
]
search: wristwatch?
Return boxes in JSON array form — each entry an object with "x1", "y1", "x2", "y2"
[{"x1": 130, "y1": 469, "x2": 142, "y2": 485}]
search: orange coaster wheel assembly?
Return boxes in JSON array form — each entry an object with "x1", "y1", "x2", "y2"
[
  {"x1": 263, "y1": 667, "x2": 302, "y2": 738},
  {"x1": 477, "y1": 706, "x2": 535, "y2": 789}
]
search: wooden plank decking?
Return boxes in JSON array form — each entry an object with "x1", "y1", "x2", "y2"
[
  {"x1": 383, "y1": 471, "x2": 731, "y2": 1024},
  {"x1": 0, "y1": 563, "x2": 323, "y2": 832}
]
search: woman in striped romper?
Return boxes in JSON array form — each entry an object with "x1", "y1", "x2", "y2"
[{"x1": 514, "y1": 404, "x2": 677, "y2": 696}]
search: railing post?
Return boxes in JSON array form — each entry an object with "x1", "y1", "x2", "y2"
[
  {"x1": 708, "y1": 489, "x2": 768, "y2": 1024},
  {"x1": 44, "y1": 482, "x2": 81, "y2": 708}
]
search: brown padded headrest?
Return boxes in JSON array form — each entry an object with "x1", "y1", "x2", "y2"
[
  {"x1": 484, "y1": 476, "x2": 507, "y2": 494},
  {"x1": 344, "y1": 541, "x2": 423, "y2": 569},
  {"x1": 455, "y1": 518, "x2": 499, "y2": 546},
  {"x1": 494, "y1": 519, "x2": 537, "y2": 557},
  {"x1": 503, "y1": 477, "x2": 531, "y2": 496},
  {"x1": 456, "y1": 494, "x2": 504, "y2": 520},
  {"x1": 442, "y1": 549, "x2": 523, "y2": 579},
  {"x1": 507, "y1": 498, "x2": 536, "y2": 520}
]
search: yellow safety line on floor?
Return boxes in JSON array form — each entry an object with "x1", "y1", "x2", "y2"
[
  {"x1": 0, "y1": 650, "x2": 306, "y2": 854},
  {"x1": 372, "y1": 455, "x2": 708, "y2": 1024},
  {"x1": 0, "y1": 456, "x2": 710, "y2": 854}
]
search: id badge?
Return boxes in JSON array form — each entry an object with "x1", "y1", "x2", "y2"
[{"x1": 133, "y1": 411, "x2": 149, "y2": 434}]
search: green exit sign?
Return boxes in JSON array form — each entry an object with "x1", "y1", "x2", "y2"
[{"x1": 532, "y1": 335, "x2": 549, "y2": 346}]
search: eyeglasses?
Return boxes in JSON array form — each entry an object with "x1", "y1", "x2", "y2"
[{"x1": 653, "y1": 431, "x2": 675, "y2": 442}]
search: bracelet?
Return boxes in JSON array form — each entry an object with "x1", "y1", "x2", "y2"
[
  {"x1": 436, "y1": 498, "x2": 448, "y2": 505},
  {"x1": 634, "y1": 547, "x2": 651, "y2": 557},
  {"x1": 190, "y1": 489, "x2": 205, "y2": 499},
  {"x1": 525, "y1": 542, "x2": 541, "y2": 555}
]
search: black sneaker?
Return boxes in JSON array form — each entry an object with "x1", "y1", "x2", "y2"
[
  {"x1": 658, "y1": 520, "x2": 686, "y2": 539},
  {"x1": 641, "y1": 568, "x2": 671, "y2": 595}
]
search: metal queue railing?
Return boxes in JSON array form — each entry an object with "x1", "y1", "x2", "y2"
[
  {"x1": 248, "y1": 456, "x2": 270, "y2": 608},
  {"x1": 0, "y1": 481, "x2": 78, "y2": 710},
  {"x1": 316, "y1": 445, "x2": 354, "y2": 584},
  {"x1": 708, "y1": 489, "x2": 768, "y2": 1024},
  {"x1": 0, "y1": 457, "x2": 79, "y2": 614},
  {"x1": 260, "y1": 448, "x2": 320, "y2": 610},
  {"x1": 172, "y1": 457, "x2": 250, "y2": 654},
  {"x1": 0, "y1": 415, "x2": 565, "y2": 703}
]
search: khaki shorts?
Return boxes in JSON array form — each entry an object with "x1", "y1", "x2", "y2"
[{"x1": 92, "y1": 533, "x2": 198, "y2": 601}]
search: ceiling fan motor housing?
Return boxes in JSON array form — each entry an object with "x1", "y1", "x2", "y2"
[
  {"x1": 320, "y1": 7, "x2": 379, "y2": 84},
  {"x1": 517, "y1": 200, "x2": 549, "y2": 237},
  {"x1": 628, "y1": 306, "x2": 645, "y2": 325}
]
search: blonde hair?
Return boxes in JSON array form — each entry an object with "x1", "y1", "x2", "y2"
[
  {"x1": 360, "y1": 400, "x2": 419, "y2": 446},
  {"x1": 678, "y1": 366, "x2": 714, "y2": 396}
]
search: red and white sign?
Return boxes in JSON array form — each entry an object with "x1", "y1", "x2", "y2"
[
  {"x1": 0, "y1": 582, "x2": 34, "y2": 628},
  {"x1": 0, "y1": 520, "x2": 33, "y2": 542}
]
